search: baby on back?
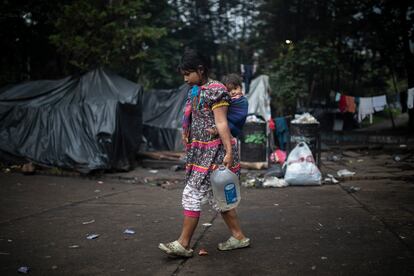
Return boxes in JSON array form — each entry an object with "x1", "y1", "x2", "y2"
[{"x1": 207, "y1": 73, "x2": 248, "y2": 138}]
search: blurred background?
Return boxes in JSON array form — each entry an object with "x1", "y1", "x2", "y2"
[{"x1": 1, "y1": 0, "x2": 413, "y2": 118}]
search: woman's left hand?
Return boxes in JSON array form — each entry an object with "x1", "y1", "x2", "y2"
[{"x1": 223, "y1": 152, "x2": 233, "y2": 169}]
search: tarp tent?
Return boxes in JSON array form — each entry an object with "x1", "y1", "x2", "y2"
[
  {"x1": 142, "y1": 84, "x2": 190, "y2": 152},
  {"x1": 0, "y1": 68, "x2": 143, "y2": 173}
]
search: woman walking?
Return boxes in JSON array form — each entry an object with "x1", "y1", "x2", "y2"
[{"x1": 158, "y1": 49, "x2": 250, "y2": 258}]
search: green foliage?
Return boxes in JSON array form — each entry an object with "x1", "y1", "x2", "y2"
[
  {"x1": 267, "y1": 39, "x2": 338, "y2": 113},
  {"x1": 49, "y1": 0, "x2": 176, "y2": 88},
  {"x1": 244, "y1": 133, "x2": 267, "y2": 144}
]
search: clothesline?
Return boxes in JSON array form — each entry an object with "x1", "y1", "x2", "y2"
[{"x1": 335, "y1": 92, "x2": 388, "y2": 123}]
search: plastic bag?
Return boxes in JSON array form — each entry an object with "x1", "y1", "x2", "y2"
[{"x1": 284, "y1": 142, "x2": 321, "y2": 185}]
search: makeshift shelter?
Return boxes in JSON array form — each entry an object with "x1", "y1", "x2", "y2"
[
  {"x1": 142, "y1": 84, "x2": 190, "y2": 152},
  {"x1": 0, "y1": 68, "x2": 143, "y2": 173}
]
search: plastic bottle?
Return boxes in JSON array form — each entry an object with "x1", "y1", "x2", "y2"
[{"x1": 210, "y1": 165, "x2": 241, "y2": 211}]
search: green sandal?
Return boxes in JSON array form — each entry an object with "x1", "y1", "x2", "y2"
[
  {"x1": 218, "y1": 236, "x2": 250, "y2": 251},
  {"x1": 158, "y1": 241, "x2": 194, "y2": 258}
]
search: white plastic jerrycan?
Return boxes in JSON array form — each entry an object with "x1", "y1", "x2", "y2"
[{"x1": 210, "y1": 165, "x2": 241, "y2": 211}]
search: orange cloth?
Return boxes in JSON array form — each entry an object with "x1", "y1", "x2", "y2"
[{"x1": 345, "y1": 96, "x2": 356, "y2": 113}]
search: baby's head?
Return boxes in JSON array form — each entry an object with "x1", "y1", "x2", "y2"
[{"x1": 221, "y1": 73, "x2": 243, "y2": 98}]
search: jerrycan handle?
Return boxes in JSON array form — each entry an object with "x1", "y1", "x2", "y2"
[{"x1": 218, "y1": 165, "x2": 227, "y2": 171}]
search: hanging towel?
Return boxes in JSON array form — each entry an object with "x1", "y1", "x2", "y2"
[
  {"x1": 358, "y1": 97, "x2": 374, "y2": 122},
  {"x1": 408, "y1": 87, "x2": 414, "y2": 109},
  {"x1": 275, "y1": 117, "x2": 289, "y2": 150},
  {"x1": 338, "y1": 95, "x2": 347, "y2": 112},
  {"x1": 335, "y1": 92, "x2": 341, "y2": 102},
  {"x1": 345, "y1": 96, "x2": 356, "y2": 113},
  {"x1": 372, "y1": 95, "x2": 387, "y2": 111}
]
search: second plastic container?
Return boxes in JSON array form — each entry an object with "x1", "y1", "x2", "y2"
[{"x1": 210, "y1": 165, "x2": 241, "y2": 211}]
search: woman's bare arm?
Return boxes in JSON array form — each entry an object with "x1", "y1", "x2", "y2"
[{"x1": 213, "y1": 106, "x2": 233, "y2": 168}]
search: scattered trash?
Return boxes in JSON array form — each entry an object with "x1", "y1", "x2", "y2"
[
  {"x1": 291, "y1": 113, "x2": 319, "y2": 124},
  {"x1": 337, "y1": 169, "x2": 356, "y2": 177},
  {"x1": 97, "y1": 181, "x2": 104, "y2": 184},
  {"x1": 274, "y1": 236, "x2": 281, "y2": 240},
  {"x1": 7, "y1": 239, "x2": 13, "y2": 242},
  {"x1": 399, "y1": 144, "x2": 407, "y2": 148},
  {"x1": 86, "y1": 234, "x2": 100, "y2": 240},
  {"x1": 169, "y1": 165, "x2": 182, "y2": 172},
  {"x1": 241, "y1": 178, "x2": 256, "y2": 188},
  {"x1": 318, "y1": 222, "x2": 323, "y2": 227},
  {"x1": 399, "y1": 235, "x2": 406, "y2": 240},
  {"x1": 264, "y1": 164, "x2": 284, "y2": 178},
  {"x1": 324, "y1": 174, "x2": 339, "y2": 184},
  {"x1": 344, "y1": 186, "x2": 361, "y2": 193},
  {"x1": 246, "y1": 115, "x2": 265, "y2": 123},
  {"x1": 284, "y1": 142, "x2": 322, "y2": 185},
  {"x1": 269, "y1": 149, "x2": 287, "y2": 165},
  {"x1": 321, "y1": 256, "x2": 328, "y2": 260},
  {"x1": 82, "y1": 219, "x2": 95, "y2": 225},
  {"x1": 327, "y1": 153, "x2": 342, "y2": 161},
  {"x1": 3, "y1": 168, "x2": 11, "y2": 173},
  {"x1": 51, "y1": 265, "x2": 58, "y2": 270},
  {"x1": 68, "y1": 245, "x2": 80, "y2": 248},
  {"x1": 94, "y1": 190, "x2": 101, "y2": 193},
  {"x1": 263, "y1": 176, "x2": 288, "y2": 188},
  {"x1": 198, "y1": 248, "x2": 208, "y2": 256},
  {"x1": 274, "y1": 203, "x2": 279, "y2": 206},
  {"x1": 123, "y1": 229, "x2": 135, "y2": 235},
  {"x1": 17, "y1": 266, "x2": 30, "y2": 274},
  {"x1": 357, "y1": 159, "x2": 364, "y2": 162},
  {"x1": 393, "y1": 155, "x2": 401, "y2": 162},
  {"x1": 21, "y1": 162, "x2": 35, "y2": 175},
  {"x1": 311, "y1": 265, "x2": 316, "y2": 270},
  {"x1": 161, "y1": 181, "x2": 177, "y2": 189},
  {"x1": 149, "y1": 170, "x2": 158, "y2": 174},
  {"x1": 202, "y1": 223, "x2": 212, "y2": 227}
]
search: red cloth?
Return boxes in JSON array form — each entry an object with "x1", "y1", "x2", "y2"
[
  {"x1": 268, "y1": 118, "x2": 275, "y2": 131},
  {"x1": 338, "y1": 95, "x2": 347, "y2": 112},
  {"x1": 345, "y1": 96, "x2": 356, "y2": 113}
]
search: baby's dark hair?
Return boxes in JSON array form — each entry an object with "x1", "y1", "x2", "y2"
[
  {"x1": 178, "y1": 48, "x2": 211, "y2": 78},
  {"x1": 221, "y1": 73, "x2": 242, "y2": 91}
]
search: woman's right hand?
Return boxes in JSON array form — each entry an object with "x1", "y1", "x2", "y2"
[{"x1": 223, "y1": 152, "x2": 234, "y2": 169}]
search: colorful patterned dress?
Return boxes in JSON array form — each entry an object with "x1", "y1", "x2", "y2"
[{"x1": 182, "y1": 80, "x2": 241, "y2": 212}]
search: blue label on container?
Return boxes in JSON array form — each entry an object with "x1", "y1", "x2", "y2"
[{"x1": 224, "y1": 183, "x2": 237, "y2": 204}]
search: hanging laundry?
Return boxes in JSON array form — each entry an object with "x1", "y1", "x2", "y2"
[
  {"x1": 275, "y1": 117, "x2": 289, "y2": 150},
  {"x1": 345, "y1": 96, "x2": 356, "y2": 113},
  {"x1": 335, "y1": 92, "x2": 341, "y2": 102},
  {"x1": 358, "y1": 97, "x2": 374, "y2": 122},
  {"x1": 338, "y1": 95, "x2": 347, "y2": 112},
  {"x1": 408, "y1": 87, "x2": 414, "y2": 109},
  {"x1": 372, "y1": 95, "x2": 387, "y2": 111}
]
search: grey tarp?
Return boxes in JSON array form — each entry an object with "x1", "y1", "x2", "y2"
[
  {"x1": 0, "y1": 68, "x2": 143, "y2": 173},
  {"x1": 142, "y1": 84, "x2": 190, "y2": 151}
]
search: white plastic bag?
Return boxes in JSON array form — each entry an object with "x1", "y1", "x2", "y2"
[{"x1": 284, "y1": 142, "x2": 321, "y2": 185}]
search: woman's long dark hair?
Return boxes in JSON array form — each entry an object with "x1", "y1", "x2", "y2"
[{"x1": 178, "y1": 48, "x2": 211, "y2": 78}]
